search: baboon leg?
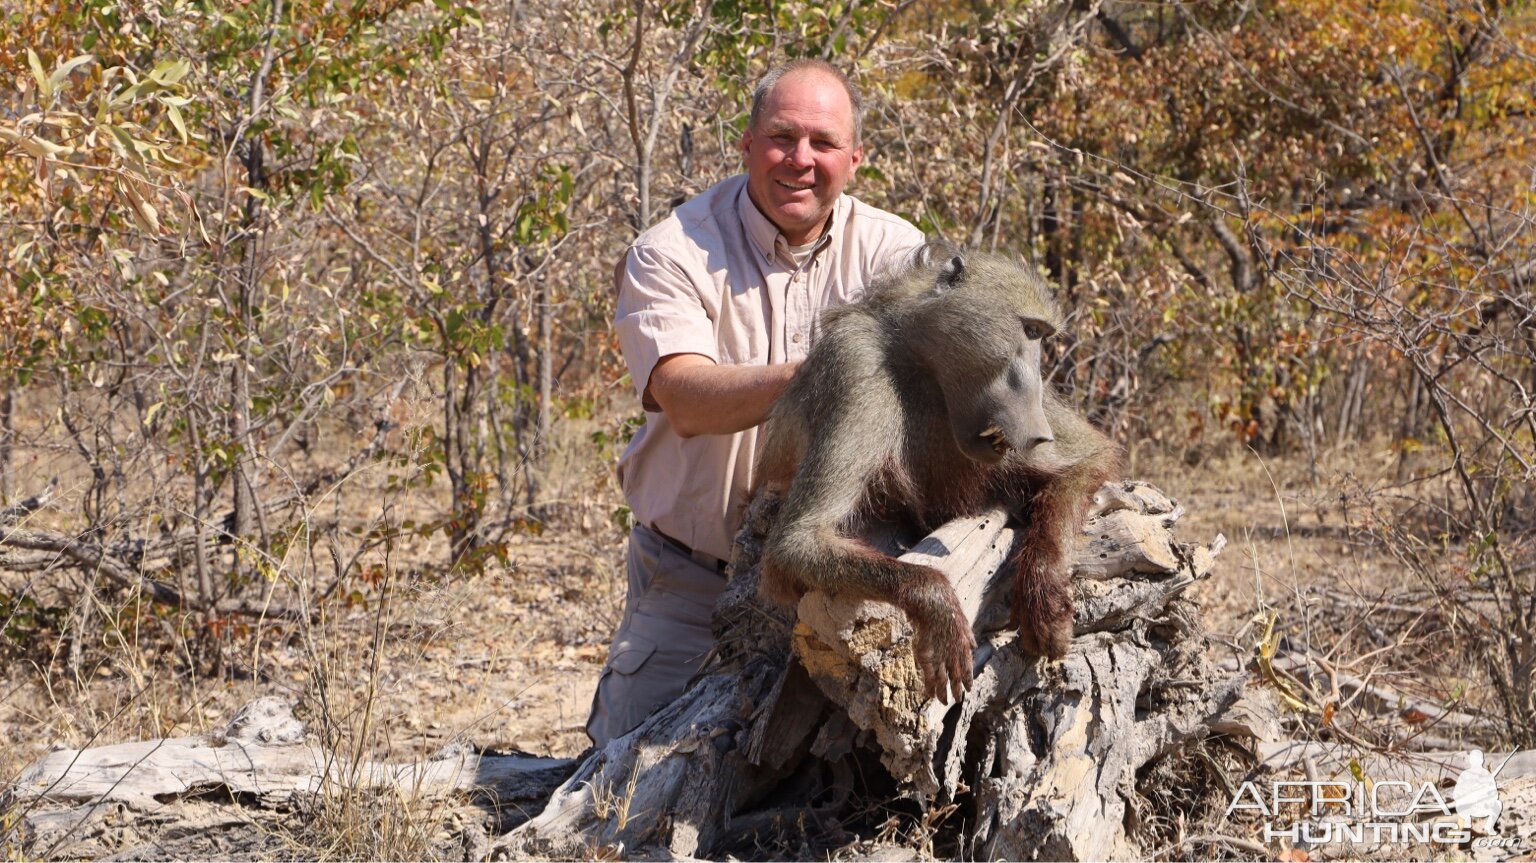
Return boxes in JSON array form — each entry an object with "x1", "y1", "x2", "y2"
[
  {"x1": 764, "y1": 397, "x2": 975, "y2": 702},
  {"x1": 754, "y1": 408, "x2": 807, "y2": 494}
]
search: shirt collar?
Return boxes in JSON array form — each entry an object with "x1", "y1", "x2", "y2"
[{"x1": 737, "y1": 177, "x2": 845, "y2": 268}]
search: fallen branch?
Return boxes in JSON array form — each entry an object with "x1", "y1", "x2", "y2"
[
  {"x1": 0, "y1": 526, "x2": 309, "y2": 620},
  {"x1": 7, "y1": 696, "x2": 577, "y2": 855},
  {"x1": 0, "y1": 526, "x2": 187, "y2": 607},
  {"x1": 0, "y1": 481, "x2": 55, "y2": 526}
]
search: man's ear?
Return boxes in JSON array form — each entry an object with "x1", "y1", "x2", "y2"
[
  {"x1": 740, "y1": 127, "x2": 753, "y2": 157},
  {"x1": 850, "y1": 143, "x2": 864, "y2": 172}
]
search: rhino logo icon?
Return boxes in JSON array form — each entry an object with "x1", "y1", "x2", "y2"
[{"x1": 1453, "y1": 750, "x2": 1506, "y2": 832}]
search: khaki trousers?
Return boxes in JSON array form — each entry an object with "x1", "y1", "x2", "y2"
[{"x1": 585, "y1": 524, "x2": 725, "y2": 746}]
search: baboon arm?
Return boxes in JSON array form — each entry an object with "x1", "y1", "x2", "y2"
[
  {"x1": 771, "y1": 388, "x2": 898, "y2": 544},
  {"x1": 1008, "y1": 452, "x2": 1118, "y2": 658}
]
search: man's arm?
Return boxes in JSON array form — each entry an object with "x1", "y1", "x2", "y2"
[{"x1": 648, "y1": 353, "x2": 800, "y2": 438}]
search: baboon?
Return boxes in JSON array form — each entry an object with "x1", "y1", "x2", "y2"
[{"x1": 755, "y1": 242, "x2": 1121, "y2": 703}]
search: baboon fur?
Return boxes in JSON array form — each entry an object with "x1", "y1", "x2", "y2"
[{"x1": 755, "y1": 242, "x2": 1121, "y2": 703}]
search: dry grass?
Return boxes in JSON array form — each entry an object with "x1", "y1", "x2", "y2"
[
  {"x1": 2, "y1": 417, "x2": 1524, "y2": 859},
  {"x1": 1158, "y1": 443, "x2": 1517, "y2": 749},
  {"x1": 0, "y1": 389, "x2": 627, "y2": 859}
]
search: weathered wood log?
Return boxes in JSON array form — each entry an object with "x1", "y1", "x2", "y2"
[
  {"x1": 6, "y1": 696, "x2": 576, "y2": 855},
  {"x1": 498, "y1": 481, "x2": 1255, "y2": 861}
]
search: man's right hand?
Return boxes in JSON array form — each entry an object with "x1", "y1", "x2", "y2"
[{"x1": 646, "y1": 354, "x2": 801, "y2": 438}]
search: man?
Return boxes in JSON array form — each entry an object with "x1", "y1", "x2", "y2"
[{"x1": 589, "y1": 59, "x2": 925, "y2": 746}]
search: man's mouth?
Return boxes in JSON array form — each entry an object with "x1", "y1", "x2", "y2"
[{"x1": 776, "y1": 180, "x2": 814, "y2": 193}]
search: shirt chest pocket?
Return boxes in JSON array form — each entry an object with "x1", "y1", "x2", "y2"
[{"x1": 714, "y1": 301, "x2": 770, "y2": 365}]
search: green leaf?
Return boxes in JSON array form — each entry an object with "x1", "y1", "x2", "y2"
[
  {"x1": 106, "y1": 124, "x2": 138, "y2": 156},
  {"x1": 149, "y1": 58, "x2": 191, "y2": 86},
  {"x1": 166, "y1": 103, "x2": 188, "y2": 142}
]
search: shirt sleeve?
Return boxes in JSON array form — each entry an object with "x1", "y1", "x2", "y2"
[
  {"x1": 614, "y1": 242, "x2": 721, "y2": 410},
  {"x1": 856, "y1": 211, "x2": 929, "y2": 295},
  {"x1": 891, "y1": 224, "x2": 928, "y2": 270}
]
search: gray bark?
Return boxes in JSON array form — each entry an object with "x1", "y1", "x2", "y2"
[{"x1": 499, "y1": 481, "x2": 1250, "y2": 861}]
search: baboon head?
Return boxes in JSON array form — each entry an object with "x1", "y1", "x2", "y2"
[{"x1": 902, "y1": 247, "x2": 1062, "y2": 464}]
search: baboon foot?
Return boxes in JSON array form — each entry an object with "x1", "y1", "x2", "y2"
[{"x1": 1014, "y1": 611, "x2": 1072, "y2": 659}]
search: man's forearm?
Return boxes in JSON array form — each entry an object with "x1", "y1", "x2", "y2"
[{"x1": 649, "y1": 355, "x2": 801, "y2": 437}]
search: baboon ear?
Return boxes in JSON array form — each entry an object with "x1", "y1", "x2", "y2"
[{"x1": 935, "y1": 255, "x2": 966, "y2": 292}]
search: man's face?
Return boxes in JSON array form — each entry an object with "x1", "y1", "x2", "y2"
[{"x1": 741, "y1": 71, "x2": 864, "y2": 246}]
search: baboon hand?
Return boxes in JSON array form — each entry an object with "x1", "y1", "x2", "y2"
[
  {"x1": 914, "y1": 601, "x2": 976, "y2": 704},
  {"x1": 1015, "y1": 607, "x2": 1072, "y2": 659},
  {"x1": 1011, "y1": 568, "x2": 1073, "y2": 660}
]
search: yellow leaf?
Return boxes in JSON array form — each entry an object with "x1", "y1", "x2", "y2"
[
  {"x1": 0, "y1": 127, "x2": 71, "y2": 158},
  {"x1": 27, "y1": 49, "x2": 50, "y2": 98},
  {"x1": 48, "y1": 54, "x2": 95, "y2": 92},
  {"x1": 149, "y1": 58, "x2": 191, "y2": 86},
  {"x1": 1252, "y1": 609, "x2": 1312, "y2": 713}
]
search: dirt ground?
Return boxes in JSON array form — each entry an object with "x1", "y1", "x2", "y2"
[
  {"x1": 0, "y1": 433, "x2": 1513, "y2": 858},
  {"x1": 0, "y1": 442, "x2": 1390, "y2": 758}
]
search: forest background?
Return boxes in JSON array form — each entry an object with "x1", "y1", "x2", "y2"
[{"x1": 1, "y1": 0, "x2": 1533, "y2": 857}]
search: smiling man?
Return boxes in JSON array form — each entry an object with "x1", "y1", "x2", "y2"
[{"x1": 589, "y1": 60, "x2": 924, "y2": 746}]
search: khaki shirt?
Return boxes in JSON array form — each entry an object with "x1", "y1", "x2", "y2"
[{"x1": 615, "y1": 174, "x2": 924, "y2": 561}]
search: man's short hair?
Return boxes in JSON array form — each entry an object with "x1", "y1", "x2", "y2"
[{"x1": 749, "y1": 59, "x2": 864, "y2": 146}]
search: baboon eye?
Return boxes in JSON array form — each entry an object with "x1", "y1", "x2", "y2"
[{"x1": 1022, "y1": 320, "x2": 1050, "y2": 340}]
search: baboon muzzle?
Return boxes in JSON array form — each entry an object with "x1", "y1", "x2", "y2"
[{"x1": 957, "y1": 347, "x2": 1054, "y2": 463}]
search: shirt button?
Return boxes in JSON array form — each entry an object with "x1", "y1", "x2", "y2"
[{"x1": 792, "y1": 332, "x2": 803, "y2": 344}]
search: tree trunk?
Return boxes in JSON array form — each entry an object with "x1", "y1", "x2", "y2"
[{"x1": 531, "y1": 274, "x2": 552, "y2": 508}]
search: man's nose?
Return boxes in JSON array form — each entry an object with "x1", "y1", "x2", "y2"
[{"x1": 784, "y1": 138, "x2": 814, "y2": 168}]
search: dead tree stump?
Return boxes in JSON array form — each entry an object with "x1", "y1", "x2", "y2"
[{"x1": 500, "y1": 481, "x2": 1259, "y2": 861}]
